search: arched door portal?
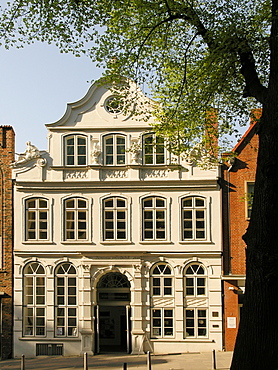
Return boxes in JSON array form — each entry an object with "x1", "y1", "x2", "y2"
[{"x1": 95, "y1": 272, "x2": 131, "y2": 353}]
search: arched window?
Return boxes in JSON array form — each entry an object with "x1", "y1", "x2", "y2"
[
  {"x1": 184, "y1": 263, "x2": 207, "y2": 338},
  {"x1": 143, "y1": 134, "x2": 165, "y2": 165},
  {"x1": 142, "y1": 196, "x2": 166, "y2": 240},
  {"x1": 103, "y1": 197, "x2": 127, "y2": 241},
  {"x1": 151, "y1": 263, "x2": 173, "y2": 297},
  {"x1": 182, "y1": 196, "x2": 206, "y2": 240},
  {"x1": 185, "y1": 263, "x2": 206, "y2": 297},
  {"x1": 98, "y1": 272, "x2": 130, "y2": 288},
  {"x1": 55, "y1": 263, "x2": 77, "y2": 337},
  {"x1": 25, "y1": 198, "x2": 49, "y2": 241},
  {"x1": 104, "y1": 134, "x2": 126, "y2": 165},
  {"x1": 151, "y1": 263, "x2": 174, "y2": 338},
  {"x1": 23, "y1": 262, "x2": 46, "y2": 336},
  {"x1": 64, "y1": 197, "x2": 88, "y2": 241},
  {"x1": 65, "y1": 135, "x2": 86, "y2": 166}
]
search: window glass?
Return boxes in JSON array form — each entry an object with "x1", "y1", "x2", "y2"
[
  {"x1": 185, "y1": 309, "x2": 207, "y2": 338},
  {"x1": 65, "y1": 135, "x2": 86, "y2": 166},
  {"x1": 65, "y1": 198, "x2": 88, "y2": 241},
  {"x1": 152, "y1": 308, "x2": 174, "y2": 337},
  {"x1": 104, "y1": 135, "x2": 126, "y2": 165},
  {"x1": 185, "y1": 264, "x2": 206, "y2": 297},
  {"x1": 143, "y1": 197, "x2": 166, "y2": 240},
  {"x1": 103, "y1": 197, "x2": 127, "y2": 241},
  {"x1": 26, "y1": 198, "x2": 49, "y2": 241},
  {"x1": 55, "y1": 263, "x2": 77, "y2": 337},
  {"x1": 143, "y1": 134, "x2": 165, "y2": 165},
  {"x1": 23, "y1": 262, "x2": 46, "y2": 337},
  {"x1": 182, "y1": 197, "x2": 206, "y2": 240},
  {"x1": 247, "y1": 182, "x2": 255, "y2": 218}
]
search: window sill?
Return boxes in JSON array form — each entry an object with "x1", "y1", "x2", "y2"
[
  {"x1": 178, "y1": 241, "x2": 213, "y2": 245},
  {"x1": 22, "y1": 241, "x2": 54, "y2": 245},
  {"x1": 19, "y1": 337, "x2": 80, "y2": 341},
  {"x1": 140, "y1": 241, "x2": 173, "y2": 244},
  {"x1": 100, "y1": 241, "x2": 133, "y2": 245},
  {"x1": 150, "y1": 338, "x2": 212, "y2": 342},
  {"x1": 61, "y1": 241, "x2": 93, "y2": 245}
]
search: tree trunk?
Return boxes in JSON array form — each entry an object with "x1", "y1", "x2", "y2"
[{"x1": 231, "y1": 99, "x2": 278, "y2": 369}]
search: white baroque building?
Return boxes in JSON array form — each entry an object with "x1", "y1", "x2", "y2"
[{"x1": 12, "y1": 80, "x2": 223, "y2": 357}]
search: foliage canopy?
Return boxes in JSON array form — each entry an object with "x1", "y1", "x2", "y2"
[{"x1": 0, "y1": 0, "x2": 271, "y2": 154}]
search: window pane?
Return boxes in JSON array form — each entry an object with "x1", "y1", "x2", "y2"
[
  {"x1": 183, "y1": 198, "x2": 192, "y2": 207},
  {"x1": 144, "y1": 199, "x2": 153, "y2": 207},
  {"x1": 195, "y1": 198, "x2": 204, "y2": 207},
  {"x1": 105, "y1": 199, "x2": 114, "y2": 208},
  {"x1": 39, "y1": 199, "x2": 47, "y2": 208}
]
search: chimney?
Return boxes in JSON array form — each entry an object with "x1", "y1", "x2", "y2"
[{"x1": 205, "y1": 108, "x2": 218, "y2": 158}]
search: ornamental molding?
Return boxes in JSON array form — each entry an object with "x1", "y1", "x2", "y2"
[
  {"x1": 91, "y1": 141, "x2": 101, "y2": 165},
  {"x1": 103, "y1": 169, "x2": 128, "y2": 180},
  {"x1": 64, "y1": 170, "x2": 89, "y2": 180},
  {"x1": 142, "y1": 169, "x2": 169, "y2": 179}
]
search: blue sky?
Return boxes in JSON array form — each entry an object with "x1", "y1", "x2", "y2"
[{"x1": 0, "y1": 42, "x2": 103, "y2": 153}]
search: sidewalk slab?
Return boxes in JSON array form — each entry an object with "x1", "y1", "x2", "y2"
[{"x1": 0, "y1": 351, "x2": 233, "y2": 370}]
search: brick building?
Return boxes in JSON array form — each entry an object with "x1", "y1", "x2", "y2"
[
  {"x1": 222, "y1": 111, "x2": 260, "y2": 351},
  {"x1": 0, "y1": 126, "x2": 15, "y2": 359}
]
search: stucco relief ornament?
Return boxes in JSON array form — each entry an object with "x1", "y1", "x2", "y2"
[
  {"x1": 127, "y1": 140, "x2": 141, "y2": 164},
  {"x1": 183, "y1": 143, "x2": 215, "y2": 169},
  {"x1": 91, "y1": 142, "x2": 101, "y2": 164},
  {"x1": 12, "y1": 141, "x2": 41, "y2": 166}
]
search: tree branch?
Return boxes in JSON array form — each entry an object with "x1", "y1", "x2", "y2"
[{"x1": 236, "y1": 37, "x2": 268, "y2": 104}]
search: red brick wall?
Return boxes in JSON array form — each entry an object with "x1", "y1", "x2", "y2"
[
  {"x1": 223, "y1": 281, "x2": 239, "y2": 351},
  {"x1": 228, "y1": 124, "x2": 258, "y2": 275},
  {"x1": 0, "y1": 126, "x2": 15, "y2": 359},
  {"x1": 222, "y1": 113, "x2": 259, "y2": 351}
]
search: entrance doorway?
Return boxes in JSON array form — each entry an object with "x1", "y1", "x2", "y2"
[{"x1": 95, "y1": 272, "x2": 131, "y2": 353}]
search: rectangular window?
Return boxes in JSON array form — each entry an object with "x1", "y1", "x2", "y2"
[
  {"x1": 143, "y1": 134, "x2": 165, "y2": 165},
  {"x1": 185, "y1": 309, "x2": 207, "y2": 338},
  {"x1": 182, "y1": 197, "x2": 206, "y2": 240},
  {"x1": 143, "y1": 197, "x2": 166, "y2": 241},
  {"x1": 64, "y1": 198, "x2": 88, "y2": 241},
  {"x1": 152, "y1": 308, "x2": 174, "y2": 337},
  {"x1": 247, "y1": 182, "x2": 255, "y2": 219},
  {"x1": 65, "y1": 135, "x2": 87, "y2": 166},
  {"x1": 26, "y1": 198, "x2": 49, "y2": 241},
  {"x1": 103, "y1": 197, "x2": 127, "y2": 241},
  {"x1": 104, "y1": 135, "x2": 126, "y2": 165}
]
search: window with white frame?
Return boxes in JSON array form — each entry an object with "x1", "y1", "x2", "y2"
[
  {"x1": 104, "y1": 134, "x2": 126, "y2": 165},
  {"x1": 64, "y1": 198, "x2": 88, "y2": 241},
  {"x1": 151, "y1": 263, "x2": 173, "y2": 296},
  {"x1": 103, "y1": 197, "x2": 127, "y2": 241},
  {"x1": 65, "y1": 135, "x2": 86, "y2": 166},
  {"x1": 247, "y1": 182, "x2": 255, "y2": 219},
  {"x1": 185, "y1": 308, "x2": 207, "y2": 338},
  {"x1": 55, "y1": 263, "x2": 77, "y2": 337},
  {"x1": 184, "y1": 263, "x2": 207, "y2": 338},
  {"x1": 185, "y1": 263, "x2": 206, "y2": 296},
  {"x1": 182, "y1": 196, "x2": 206, "y2": 240},
  {"x1": 23, "y1": 262, "x2": 46, "y2": 337},
  {"x1": 152, "y1": 308, "x2": 174, "y2": 337},
  {"x1": 25, "y1": 198, "x2": 49, "y2": 241},
  {"x1": 142, "y1": 197, "x2": 166, "y2": 240},
  {"x1": 143, "y1": 134, "x2": 165, "y2": 165}
]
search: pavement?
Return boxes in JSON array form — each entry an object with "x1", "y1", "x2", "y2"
[{"x1": 0, "y1": 351, "x2": 233, "y2": 370}]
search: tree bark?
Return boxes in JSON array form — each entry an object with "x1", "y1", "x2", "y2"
[{"x1": 231, "y1": 100, "x2": 278, "y2": 369}]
